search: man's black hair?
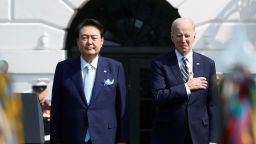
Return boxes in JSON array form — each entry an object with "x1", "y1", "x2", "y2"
[{"x1": 76, "y1": 18, "x2": 104, "y2": 38}]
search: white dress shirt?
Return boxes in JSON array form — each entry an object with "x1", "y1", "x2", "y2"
[
  {"x1": 175, "y1": 49, "x2": 193, "y2": 96},
  {"x1": 80, "y1": 55, "x2": 98, "y2": 103}
]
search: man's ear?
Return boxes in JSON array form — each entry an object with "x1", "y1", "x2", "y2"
[{"x1": 170, "y1": 33, "x2": 174, "y2": 41}]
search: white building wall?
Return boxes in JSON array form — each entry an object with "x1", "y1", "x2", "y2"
[
  {"x1": 1, "y1": 0, "x2": 256, "y2": 100},
  {"x1": 0, "y1": 0, "x2": 87, "y2": 100}
]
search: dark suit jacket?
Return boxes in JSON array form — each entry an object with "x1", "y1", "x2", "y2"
[
  {"x1": 50, "y1": 56, "x2": 128, "y2": 144},
  {"x1": 151, "y1": 50, "x2": 220, "y2": 144}
]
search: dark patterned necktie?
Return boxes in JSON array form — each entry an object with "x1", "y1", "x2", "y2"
[{"x1": 180, "y1": 57, "x2": 189, "y2": 82}]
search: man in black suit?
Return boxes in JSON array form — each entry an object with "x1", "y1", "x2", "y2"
[
  {"x1": 50, "y1": 19, "x2": 128, "y2": 144},
  {"x1": 151, "y1": 18, "x2": 220, "y2": 144}
]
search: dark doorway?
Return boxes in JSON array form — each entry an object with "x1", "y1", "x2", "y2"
[
  {"x1": 101, "y1": 47, "x2": 170, "y2": 144},
  {"x1": 66, "y1": 0, "x2": 180, "y2": 55},
  {"x1": 65, "y1": 0, "x2": 180, "y2": 143}
]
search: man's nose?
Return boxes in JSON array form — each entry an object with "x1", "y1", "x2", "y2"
[
  {"x1": 181, "y1": 35, "x2": 186, "y2": 41},
  {"x1": 87, "y1": 37, "x2": 93, "y2": 44}
]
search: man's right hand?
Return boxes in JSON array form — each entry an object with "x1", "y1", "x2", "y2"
[{"x1": 187, "y1": 73, "x2": 208, "y2": 90}]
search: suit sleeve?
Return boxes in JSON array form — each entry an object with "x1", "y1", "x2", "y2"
[
  {"x1": 151, "y1": 59, "x2": 188, "y2": 105},
  {"x1": 208, "y1": 61, "x2": 221, "y2": 143},
  {"x1": 116, "y1": 63, "x2": 129, "y2": 142},
  {"x1": 50, "y1": 62, "x2": 63, "y2": 143}
]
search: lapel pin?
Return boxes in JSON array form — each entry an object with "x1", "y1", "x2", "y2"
[
  {"x1": 104, "y1": 70, "x2": 107, "y2": 73},
  {"x1": 196, "y1": 63, "x2": 200, "y2": 65}
]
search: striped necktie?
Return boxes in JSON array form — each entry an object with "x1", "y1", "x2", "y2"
[{"x1": 180, "y1": 57, "x2": 189, "y2": 82}]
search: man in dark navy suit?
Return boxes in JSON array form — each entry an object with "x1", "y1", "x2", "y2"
[
  {"x1": 50, "y1": 19, "x2": 128, "y2": 144},
  {"x1": 151, "y1": 18, "x2": 220, "y2": 144}
]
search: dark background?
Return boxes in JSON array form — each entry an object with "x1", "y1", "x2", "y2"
[{"x1": 65, "y1": 0, "x2": 180, "y2": 143}]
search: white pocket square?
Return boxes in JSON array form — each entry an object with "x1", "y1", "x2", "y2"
[{"x1": 104, "y1": 79, "x2": 114, "y2": 86}]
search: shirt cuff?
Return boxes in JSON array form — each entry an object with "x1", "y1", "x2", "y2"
[{"x1": 184, "y1": 83, "x2": 191, "y2": 96}]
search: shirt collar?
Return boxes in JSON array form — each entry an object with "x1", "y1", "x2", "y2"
[
  {"x1": 80, "y1": 55, "x2": 99, "y2": 70},
  {"x1": 175, "y1": 49, "x2": 193, "y2": 64}
]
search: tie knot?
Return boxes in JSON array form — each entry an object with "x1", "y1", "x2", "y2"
[
  {"x1": 85, "y1": 65, "x2": 92, "y2": 70},
  {"x1": 182, "y1": 57, "x2": 187, "y2": 62}
]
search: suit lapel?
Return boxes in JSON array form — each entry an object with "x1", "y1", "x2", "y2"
[
  {"x1": 89, "y1": 56, "x2": 107, "y2": 106},
  {"x1": 70, "y1": 57, "x2": 88, "y2": 107},
  {"x1": 192, "y1": 52, "x2": 203, "y2": 78},
  {"x1": 189, "y1": 52, "x2": 203, "y2": 103},
  {"x1": 169, "y1": 51, "x2": 184, "y2": 82}
]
